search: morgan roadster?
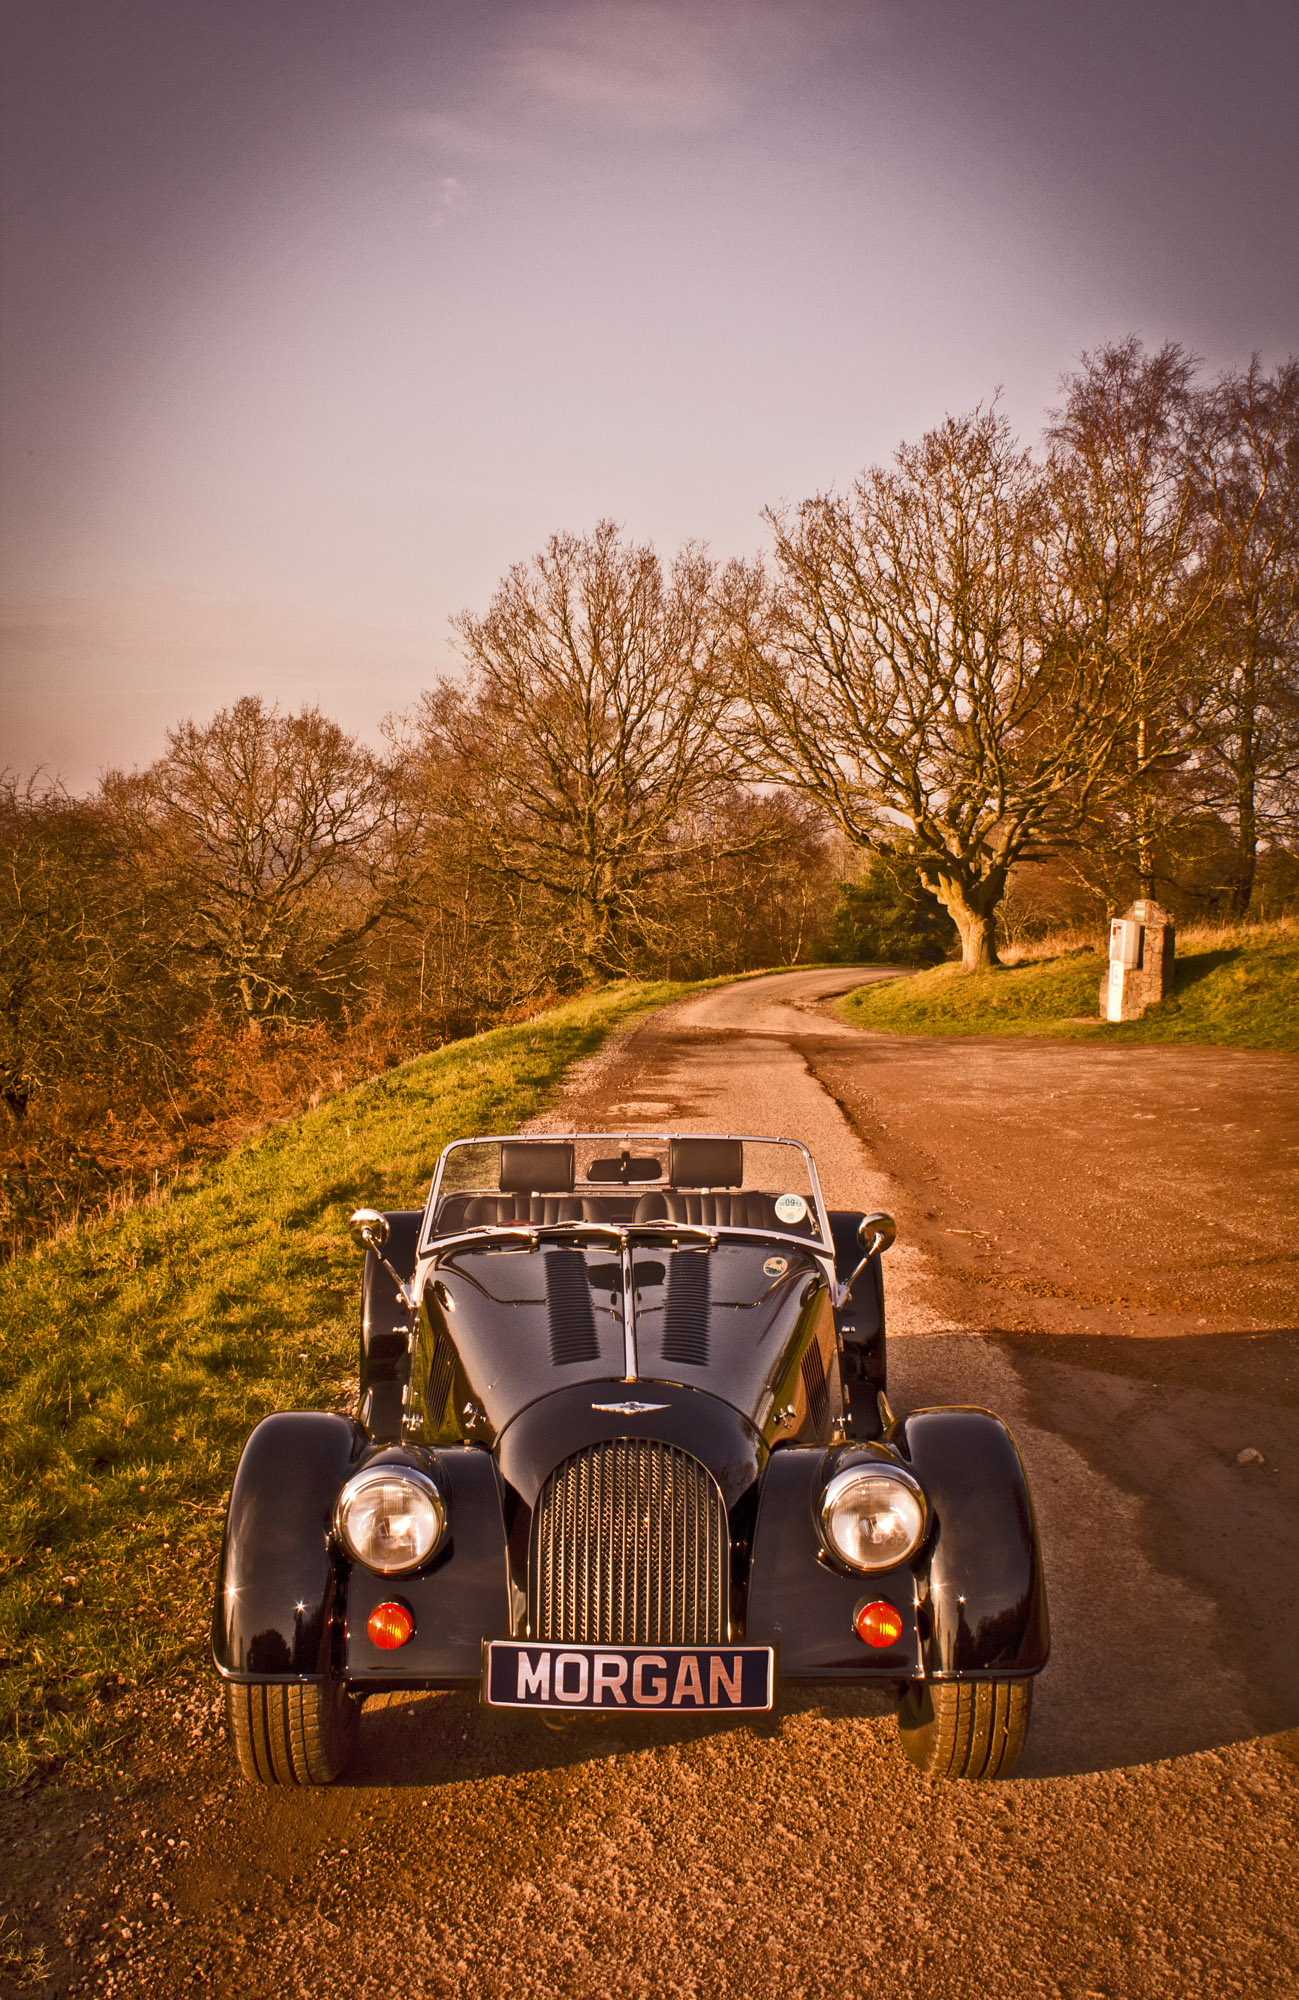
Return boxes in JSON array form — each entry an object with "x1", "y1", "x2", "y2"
[{"x1": 213, "y1": 1133, "x2": 1048, "y2": 1782}]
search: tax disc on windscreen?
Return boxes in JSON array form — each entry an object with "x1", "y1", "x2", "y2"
[
  {"x1": 774, "y1": 1193, "x2": 808, "y2": 1224},
  {"x1": 763, "y1": 1255, "x2": 788, "y2": 1277}
]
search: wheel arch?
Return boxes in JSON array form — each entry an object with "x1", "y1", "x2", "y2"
[
  {"x1": 893, "y1": 1407, "x2": 1050, "y2": 1678},
  {"x1": 213, "y1": 1410, "x2": 364, "y2": 1680}
]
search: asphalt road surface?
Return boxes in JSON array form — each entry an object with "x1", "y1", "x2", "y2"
[{"x1": 9, "y1": 970, "x2": 1298, "y2": 1999}]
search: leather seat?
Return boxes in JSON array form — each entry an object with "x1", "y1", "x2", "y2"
[
  {"x1": 633, "y1": 1190, "x2": 803, "y2": 1232},
  {"x1": 453, "y1": 1194, "x2": 610, "y2": 1228}
]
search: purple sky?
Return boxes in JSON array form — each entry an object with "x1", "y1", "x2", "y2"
[{"x1": 3, "y1": 0, "x2": 1297, "y2": 790}]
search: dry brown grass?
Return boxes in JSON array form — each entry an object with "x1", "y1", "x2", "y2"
[
  {"x1": 0, "y1": 1001, "x2": 521, "y2": 1258},
  {"x1": 1000, "y1": 912, "x2": 1299, "y2": 966}
]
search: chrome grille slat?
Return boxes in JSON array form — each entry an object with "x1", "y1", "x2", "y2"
[{"x1": 530, "y1": 1440, "x2": 729, "y2": 1644}]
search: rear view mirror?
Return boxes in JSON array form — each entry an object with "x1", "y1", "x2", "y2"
[
  {"x1": 858, "y1": 1212, "x2": 896, "y2": 1258},
  {"x1": 588, "y1": 1155, "x2": 663, "y2": 1183},
  {"x1": 349, "y1": 1208, "x2": 390, "y2": 1251},
  {"x1": 348, "y1": 1207, "x2": 416, "y2": 1315},
  {"x1": 836, "y1": 1211, "x2": 897, "y2": 1309}
]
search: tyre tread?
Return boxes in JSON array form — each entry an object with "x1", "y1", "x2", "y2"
[
  {"x1": 897, "y1": 1677, "x2": 1032, "y2": 1780},
  {"x1": 224, "y1": 1680, "x2": 359, "y2": 1786}
]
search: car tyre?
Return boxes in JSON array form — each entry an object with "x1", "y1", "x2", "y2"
[
  {"x1": 896, "y1": 1678, "x2": 1032, "y2": 1780},
  {"x1": 225, "y1": 1679, "x2": 361, "y2": 1785}
]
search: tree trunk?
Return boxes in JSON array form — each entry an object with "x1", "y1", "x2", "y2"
[
  {"x1": 951, "y1": 904, "x2": 999, "y2": 972},
  {"x1": 1229, "y1": 780, "x2": 1258, "y2": 916},
  {"x1": 574, "y1": 894, "x2": 617, "y2": 987},
  {"x1": 930, "y1": 877, "x2": 1002, "y2": 971},
  {"x1": 1134, "y1": 713, "x2": 1156, "y2": 900},
  {"x1": 1228, "y1": 656, "x2": 1258, "y2": 917}
]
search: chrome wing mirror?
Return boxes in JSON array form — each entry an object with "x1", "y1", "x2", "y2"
[
  {"x1": 349, "y1": 1207, "x2": 415, "y2": 1313},
  {"x1": 834, "y1": 1211, "x2": 896, "y2": 1310},
  {"x1": 349, "y1": 1207, "x2": 390, "y2": 1249}
]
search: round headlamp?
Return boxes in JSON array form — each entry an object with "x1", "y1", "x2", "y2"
[
  {"x1": 819, "y1": 1464, "x2": 926, "y2": 1573},
  {"x1": 334, "y1": 1465, "x2": 446, "y2": 1575}
]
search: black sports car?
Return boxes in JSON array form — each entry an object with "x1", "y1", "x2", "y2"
[{"x1": 213, "y1": 1132, "x2": 1048, "y2": 1782}]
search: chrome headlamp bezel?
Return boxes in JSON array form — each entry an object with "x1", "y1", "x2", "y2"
[
  {"x1": 818, "y1": 1463, "x2": 927, "y2": 1574},
  {"x1": 333, "y1": 1464, "x2": 447, "y2": 1576}
]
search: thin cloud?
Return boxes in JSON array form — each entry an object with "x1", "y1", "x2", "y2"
[
  {"x1": 433, "y1": 175, "x2": 468, "y2": 224},
  {"x1": 397, "y1": 5, "x2": 863, "y2": 151},
  {"x1": 396, "y1": 111, "x2": 505, "y2": 159},
  {"x1": 505, "y1": 0, "x2": 835, "y2": 134}
]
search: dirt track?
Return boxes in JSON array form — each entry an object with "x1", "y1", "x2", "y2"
[{"x1": 6, "y1": 969, "x2": 1297, "y2": 1998}]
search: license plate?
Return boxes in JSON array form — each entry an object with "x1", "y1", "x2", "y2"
[{"x1": 483, "y1": 1641, "x2": 774, "y2": 1712}]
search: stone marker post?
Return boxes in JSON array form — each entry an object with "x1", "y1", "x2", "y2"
[{"x1": 1101, "y1": 899, "x2": 1176, "y2": 1022}]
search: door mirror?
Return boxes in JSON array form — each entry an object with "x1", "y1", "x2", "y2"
[
  {"x1": 836, "y1": 1212, "x2": 897, "y2": 1310},
  {"x1": 349, "y1": 1207, "x2": 390, "y2": 1251},
  {"x1": 857, "y1": 1212, "x2": 896, "y2": 1258}
]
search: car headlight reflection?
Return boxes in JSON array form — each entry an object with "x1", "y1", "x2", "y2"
[
  {"x1": 819, "y1": 1465, "x2": 926, "y2": 1572},
  {"x1": 335, "y1": 1466, "x2": 446, "y2": 1574}
]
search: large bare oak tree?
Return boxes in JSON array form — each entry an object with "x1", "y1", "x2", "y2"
[{"x1": 733, "y1": 409, "x2": 1138, "y2": 969}]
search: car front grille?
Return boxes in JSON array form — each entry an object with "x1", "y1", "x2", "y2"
[{"x1": 529, "y1": 1439, "x2": 729, "y2": 1644}]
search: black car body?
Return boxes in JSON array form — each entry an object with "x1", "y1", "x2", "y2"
[{"x1": 213, "y1": 1133, "x2": 1049, "y2": 1781}]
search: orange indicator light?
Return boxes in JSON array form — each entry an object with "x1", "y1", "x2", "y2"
[
  {"x1": 854, "y1": 1599, "x2": 904, "y2": 1649},
  {"x1": 367, "y1": 1600, "x2": 414, "y2": 1650}
]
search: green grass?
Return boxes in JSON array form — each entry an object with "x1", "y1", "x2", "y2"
[
  {"x1": 0, "y1": 979, "x2": 695, "y2": 1786},
  {"x1": 836, "y1": 921, "x2": 1299, "y2": 1052}
]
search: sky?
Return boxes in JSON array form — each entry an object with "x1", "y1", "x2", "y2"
[{"x1": 2, "y1": 0, "x2": 1297, "y2": 791}]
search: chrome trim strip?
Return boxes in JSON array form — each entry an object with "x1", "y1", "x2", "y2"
[{"x1": 620, "y1": 1230, "x2": 636, "y2": 1381}]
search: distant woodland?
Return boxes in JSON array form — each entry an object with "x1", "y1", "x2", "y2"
[{"x1": 4, "y1": 340, "x2": 1297, "y2": 1248}]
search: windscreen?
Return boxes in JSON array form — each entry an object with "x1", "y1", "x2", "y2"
[{"x1": 424, "y1": 1133, "x2": 825, "y2": 1242}]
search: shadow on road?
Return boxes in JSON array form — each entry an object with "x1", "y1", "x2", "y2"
[
  {"x1": 891, "y1": 1329, "x2": 1299, "y2": 1778},
  {"x1": 344, "y1": 1681, "x2": 899, "y2": 1790},
  {"x1": 336, "y1": 1327, "x2": 1299, "y2": 1790},
  {"x1": 337, "y1": 1331, "x2": 1298, "y2": 1790}
]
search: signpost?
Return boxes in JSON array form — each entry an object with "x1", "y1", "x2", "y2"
[{"x1": 1101, "y1": 900, "x2": 1175, "y2": 1022}]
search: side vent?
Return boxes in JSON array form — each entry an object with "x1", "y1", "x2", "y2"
[
  {"x1": 801, "y1": 1341, "x2": 831, "y2": 1439},
  {"x1": 662, "y1": 1250, "x2": 709, "y2": 1366},
  {"x1": 546, "y1": 1249, "x2": 599, "y2": 1366},
  {"x1": 423, "y1": 1330, "x2": 455, "y2": 1434}
]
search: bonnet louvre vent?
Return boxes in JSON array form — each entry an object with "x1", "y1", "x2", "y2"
[
  {"x1": 545, "y1": 1250, "x2": 599, "y2": 1366},
  {"x1": 661, "y1": 1251, "x2": 709, "y2": 1366},
  {"x1": 530, "y1": 1439, "x2": 728, "y2": 1645},
  {"x1": 801, "y1": 1341, "x2": 831, "y2": 1439}
]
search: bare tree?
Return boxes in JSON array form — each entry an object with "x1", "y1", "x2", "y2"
[
  {"x1": 1187, "y1": 357, "x2": 1299, "y2": 910},
  {"x1": 645, "y1": 787, "x2": 839, "y2": 977},
  {"x1": 733, "y1": 408, "x2": 1138, "y2": 970},
  {"x1": 1046, "y1": 339, "x2": 1217, "y2": 900},
  {"x1": 411, "y1": 521, "x2": 750, "y2": 984},
  {"x1": 142, "y1": 697, "x2": 392, "y2": 1024},
  {"x1": 0, "y1": 773, "x2": 191, "y2": 1121}
]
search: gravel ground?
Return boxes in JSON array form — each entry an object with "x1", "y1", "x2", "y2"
[{"x1": 4, "y1": 968, "x2": 1296, "y2": 1999}]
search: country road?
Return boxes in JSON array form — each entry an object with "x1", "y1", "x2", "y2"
[{"x1": 11, "y1": 969, "x2": 1299, "y2": 1999}]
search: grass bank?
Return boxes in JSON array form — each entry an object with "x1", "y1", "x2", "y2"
[
  {"x1": 0, "y1": 979, "x2": 693, "y2": 1787},
  {"x1": 836, "y1": 920, "x2": 1299, "y2": 1052}
]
